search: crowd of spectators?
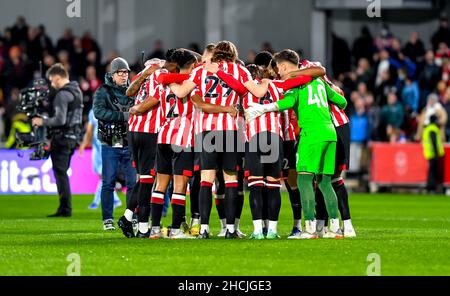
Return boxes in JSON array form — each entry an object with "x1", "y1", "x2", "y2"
[
  {"x1": 1, "y1": 15, "x2": 450, "y2": 153},
  {"x1": 0, "y1": 16, "x2": 171, "y2": 146},
  {"x1": 329, "y1": 17, "x2": 450, "y2": 149}
]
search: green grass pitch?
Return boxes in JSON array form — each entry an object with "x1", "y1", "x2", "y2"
[{"x1": 0, "y1": 192, "x2": 449, "y2": 275}]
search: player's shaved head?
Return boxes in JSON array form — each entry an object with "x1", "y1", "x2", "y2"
[
  {"x1": 211, "y1": 40, "x2": 238, "y2": 63},
  {"x1": 205, "y1": 43, "x2": 216, "y2": 53}
]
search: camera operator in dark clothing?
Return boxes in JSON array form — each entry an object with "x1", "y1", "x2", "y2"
[
  {"x1": 93, "y1": 57, "x2": 136, "y2": 230},
  {"x1": 32, "y1": 63, "x2": 83, "y2": 217}
]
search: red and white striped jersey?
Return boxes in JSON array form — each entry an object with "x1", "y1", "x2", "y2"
[
  {"x1": 243, "y1": 81, "x2": 283, "y2": 141},
  {"x1": 271, "y1": 80, "x2": 297, "y2": 141},
  {"x1": 189, "y1": 62, "x2": 252, "y2": 132},
  {"x1": 128, "y1": 69, "x2": 167, "y2": 133},
  {"x1": 299, "y1": 59, "x2": 349, "y2": 127},
  {"x1": 157, "y1": 86, "x2": 195, "y2": 148}
]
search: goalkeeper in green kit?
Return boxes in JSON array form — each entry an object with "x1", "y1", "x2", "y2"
[{"x1": 245, "y1": 50, "x2": 347, "y2": 239}]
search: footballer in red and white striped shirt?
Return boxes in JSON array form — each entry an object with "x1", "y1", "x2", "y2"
[
  {"x1": 150, "y1": 49, "x2": 200, "y2": 239},
  {"x1": 243, "y1": 79, "x2": 283, "y2": 142},
  {"x1": 157, "y1": 85, "x2": 195, "y2": 148},
  {"x1": 128, "y1": 69, "x2": 167, "y2": 134}
]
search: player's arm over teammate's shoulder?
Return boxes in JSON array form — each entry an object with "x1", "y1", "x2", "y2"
[
  {"x1": 287, "y1": 64, "x2": 326, "y2": 80},
  {"x1": 191, "y1": 93, "x2": 237, "y2": 117},
  {"x1": 275, "y1": 87, "x2": 299, "y2": 111},
  {"x1": 323, "y1": 80, "x2": 347, "y2": 110},
  {"x1": 169, "y1": 80, "x2": 197, "y2": 98}
]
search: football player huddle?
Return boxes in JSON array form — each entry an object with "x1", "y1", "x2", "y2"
[{"x1": 115, "y1": 41, "x2": 356, "y2": 240}]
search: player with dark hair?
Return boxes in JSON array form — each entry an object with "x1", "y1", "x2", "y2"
[
  {"x1": 246, "y1": 49, "x2": 347, "y2": 239},
  {"x1": 210, "y1": 49, "x2": 319, "y2": 238},
  {"x1": 169, "y1": 40, "x2": 269, "y2": 239},
  {"x1": 133, "y1": 48, "x2": 198, "y2": 239},
  {"x1": 116, "y1": 50, "x2": 177, "y2": 238},
  {"x1": 288, "y1": 54, "x2": 356, "y2": 238}
]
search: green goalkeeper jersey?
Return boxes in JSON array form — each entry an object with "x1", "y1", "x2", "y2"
[{"x1": 276, "y1": 78, "x2": 347, "y2": 143}]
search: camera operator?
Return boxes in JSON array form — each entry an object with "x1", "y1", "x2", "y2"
[
  {"x1": 93, "y1": 57, "x2": 136, "y2": 231},
  {"x1": 31, "y1": 63, "x2": 83, "y2": 218}
]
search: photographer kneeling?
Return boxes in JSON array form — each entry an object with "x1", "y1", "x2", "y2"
[
  {"x1": 93, "y1": 58, "x2": 136, "y2": 230},
  {"x1": 32, "y1": 64, "x2": 83, "y2": 218}
]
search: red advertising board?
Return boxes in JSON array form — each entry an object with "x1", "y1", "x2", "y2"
[{"x1": 370, "y1": 143, "x2": 450, "y2": 186}]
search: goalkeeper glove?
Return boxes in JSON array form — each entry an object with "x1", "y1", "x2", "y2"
[{"x1": 245, "y1": 102, "x2": 278, "y2": 122}]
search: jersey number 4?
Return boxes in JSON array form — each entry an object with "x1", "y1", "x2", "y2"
[{"x1": 307, "y1": 84, "x2": 328, "y2": 108}]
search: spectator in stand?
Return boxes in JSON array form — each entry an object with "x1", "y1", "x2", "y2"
[
  {"x1": 374, "y1": 69, "x2": 396, "y2": 107},
  {"x1": 349, "y1": 98, "x2": 370, "y2": 173},
  {"x1": 42, "y1": 52, "x2": 56, "y2": 74},
  {"x1": 147, "y1": 39, "x2": 165, "y2": 60},
  {"x1": 443, "y1": 87, "x2": 450, "y2": 141},
  {"x1": 350, "y1": 98, "x2": 370, "y2": 144},
  {"x1": 86, "y1": 51, "x2": 102, "y2": 79},
  {"x1": 36, "y1": 25, "x2": 54, "y2": 55},
  {"x1": 401, "y1": 75, "x2": 420, "y2": 114},
  {"x1": 352, "y1": 26, "x2": 374, "y2": 64},
  {"x1": 381, "y1": 92, "x2": 404, "y2": 142},
  {"x1": 188, "y1": 42, "x2": 200, "y2": 53},
  {"x1": 354, "y1": 58, "x2": 373, "y2": 85},
  {"x1": 2, "y1": 27, "x2": 13, "y2": 50},
  {"x1": 3, "y1": 46, "x2": 32, "y2": 96},
  {"x1": 81, "y1": 31, "x2": 101, "y2": 64},
  {"x1": 57, "y1": 50, "x2": 72, "y2": 78},
  {"x1": 434, "y1": 42, "x2": 450, "y2": 67},
  {"x1": 431, "y1": 14, "x2": 450, "y2": 51},
  {"x1": 441, "y1": 56, "x2": 450, "y2": 86},
  {"x1": 374, "y1": 24, "x2": 395, "y2": 51},
  {"x1": 71, "y1": 37, "x2": 87, "y2": 78},
  {"x1": 246, "y1": 50, "x2": 257, "y2": 65},
  {"x1": 418, "y1": 50, "x2": 442, "y2": 110},
  {"x1": 366, "y1": 94, "x2": 381, "y2": 141},
  {"x1": 350, "y1": 82, "x2": 373, "y2": 115},
  {"x1": 332, "y1": 32, "x2": 352, "y2": 78},
  {"x1": 437, "y1": 80, "x2": 447, "y2": 102},
  {"x1": 261, "y1": 41, "x2": 274, "y2": 54},
  {"x1": 10, "y1": 16, "x2": 28, "y2": 46},
  {"x1": 3, "y1": 88, "x2": 21, "y2": 139},
  {"x1": 416, "y1": 93, "x2": 448, "y2": 142},
  {"x1": 374, "y1": 49, "x2": 397, "y2": 89},
  {"x1": 390, "y1": 38, "x2": 416, "y2": 79},
  {"x1": 26, "y1": 27, "x2": 44, "y2": 71},
  {"x1": 56, "y1": 28, "x2": 74, "y2": 55},
  {"x1": 403, "y1": 31, "x2": 426, "y2": 64},
  {"x1": 79, "y1": 65, "x2": 102, "y2": 118}
]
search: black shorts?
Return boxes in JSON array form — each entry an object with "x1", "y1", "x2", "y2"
[
  {"x1": 156, "y1": 144, "x2": 194, "y2": 177},
  {"x1": 193, "y1": 151, "x2": 201, "y2": 172},
  {"x1": 245, "y1": 132, "x2": 283, "y2": 178},
  {"x1": 195, "y1": 131, "x2": 243, "y2": 172},
  {"x1": 282, "y1": 140, "x2": 297, "y2": 178},
  {"x1": 335, "y1": 123, "x2": 350, "y2": 170},
  {"x1": 129, "y1": 132, "x2": 157, "y2": 176}
]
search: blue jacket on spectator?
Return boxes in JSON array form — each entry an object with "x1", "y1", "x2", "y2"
[
  {"x1": 350, "y1": 113, "x2": 370, "y2": 143},
  {"x1": 401, "y1": 80, "x2": 420, "y2": 113}
]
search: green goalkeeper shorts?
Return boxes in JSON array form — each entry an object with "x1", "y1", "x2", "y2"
[{"x1": 296, "y1": 140, "x2": 336, "y2": 175}]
